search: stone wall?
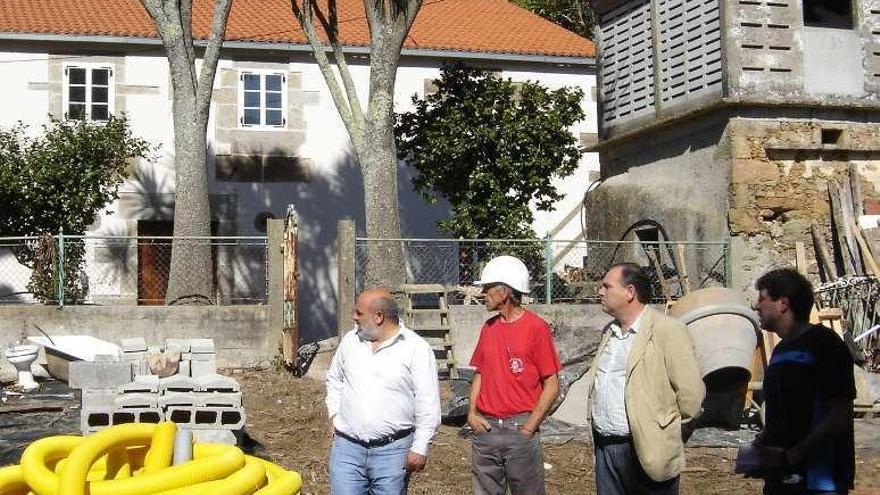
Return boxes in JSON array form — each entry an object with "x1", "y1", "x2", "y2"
[{"x1": 727, "y1": 115, "x2": 880, "y2": 289}]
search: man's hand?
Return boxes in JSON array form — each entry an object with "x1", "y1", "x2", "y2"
[
  {"x1": 518, "y1": 426, "x2": 535, "y2": 438},
  {"x1": 467, "y1": 412, "x2": 491, "y2": 434},
  {"x1": 741, "y1": 446, "x2": 787, "y2": 478},
  {"x1": 405, "y1": 451, "x2": 427, "y2": 473}
]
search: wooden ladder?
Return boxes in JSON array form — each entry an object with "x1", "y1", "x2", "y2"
[{"x1": 399, "y1": 284, "x2": 458, "y2": 379}]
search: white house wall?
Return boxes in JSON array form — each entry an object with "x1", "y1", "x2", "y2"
[{"x1": 0, "y1": 44, "x2": 596, "y2": 339}]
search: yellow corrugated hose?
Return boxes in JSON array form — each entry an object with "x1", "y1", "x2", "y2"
[{"x1": 0, "y1": 422, "x2": 301, "y2": 495}]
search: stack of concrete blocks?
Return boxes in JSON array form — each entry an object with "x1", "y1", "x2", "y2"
[
  {"x1": 120, "y1": 338, "x2": 150, "y2": 376},
  {"x1": 175, "y1": 338, "x2": 218, "y2": 378},
  {"x1": 74, "y1": 338, "x2": 244, "y2": 445}
]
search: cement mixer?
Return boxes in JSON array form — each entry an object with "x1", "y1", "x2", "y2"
[{"x1": 668, "y1": 287, "x2": 761, "y2": 428}]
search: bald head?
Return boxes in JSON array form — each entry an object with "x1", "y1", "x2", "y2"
[
  {"x1": 353, "y1": 288, "x2": 400, "y2": 341},
  {"x1": 359, "y1": 288, "x2": 400, "y2": 323}
]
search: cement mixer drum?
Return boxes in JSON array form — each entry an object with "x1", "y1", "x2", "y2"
[
  {"x1": 668, "y1": 287, "x2": 761, "y2": 428},
  {"x1": 668, "y1": 287, "x2": 760, "y2": 378}
]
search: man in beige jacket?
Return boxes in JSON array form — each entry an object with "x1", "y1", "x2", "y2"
[{"x1": 585, "y1": 263, "x2": 705, "y2": 495}]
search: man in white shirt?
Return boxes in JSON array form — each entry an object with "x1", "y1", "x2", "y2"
[{"x1": 325, "y1": 287, "x2": 441, "y2": 495}]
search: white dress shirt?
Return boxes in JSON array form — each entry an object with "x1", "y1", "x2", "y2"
[
  {"x1": 592, "y1": 309, "x2": 646, "y2": 437},
  {"x1": 325, "y1": 323, "x2": 441, "y2": 456}
]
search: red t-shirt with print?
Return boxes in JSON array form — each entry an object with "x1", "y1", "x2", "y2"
[{"x1": 469, "y1": 309, "x2": 562, "y2": 418}]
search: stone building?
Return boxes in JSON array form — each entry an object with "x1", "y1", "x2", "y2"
[{"x1": 586, "y1": 0, "x2": 880, "y2": 289}]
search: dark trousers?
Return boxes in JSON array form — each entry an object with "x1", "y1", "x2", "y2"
[
  {"x1": 471, "y1": 414, "x2": 545, "y2": 495},
  {"x1": 594, "y1": 434, "x2": 680, "y2": 495}
]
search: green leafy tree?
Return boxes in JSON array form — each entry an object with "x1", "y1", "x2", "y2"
[
  {"x1": 395, "y1": 64, "x2": 585, "y2": 240},
  {"x1": 513, "y1": 0, "x2": 595, "y2": 39},
  {"x1": 0, "y1": 117, "x2": 153, "y2": 302}
]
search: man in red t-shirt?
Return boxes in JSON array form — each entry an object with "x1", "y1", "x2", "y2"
[{"x1": 467, "y1": 255, "x2": 562, "y2": 495}]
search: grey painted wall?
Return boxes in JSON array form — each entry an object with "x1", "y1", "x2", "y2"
[
  {"x1": 0, "y1": 305, "x2": 270, "y2": 372},
  {"x1": 587, "y1": 113, "x2": 730, "y2": 246}
]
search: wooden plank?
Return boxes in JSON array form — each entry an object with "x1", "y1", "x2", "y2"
[
  {"x1": 839, "y1": 180, "x2": 865, "y2": 274},
  {"x1": 0, "y1": 404, "x2": 65, "y2": 414},
  {"x1": 850, "y1": 165, "x2": 865, "y2": 217},
  {"x1": 828, "y1": 182, "x2": 857, "y2": 275},
  {"x1": 849, "y1": 218, "x2": 880, "y2": 276},
  {"x1": 810, "y1": 222, "x2": 836, "y2": 282},
  {"x1": 398, "y1": 284, "x2": 446, "y2": 294},
  {"x1": 795, "y1": 241, "x2": 808, "y2": 275}
]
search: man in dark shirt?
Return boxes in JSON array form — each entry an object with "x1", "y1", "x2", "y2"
[{"x1": 746, "y1": 268, "x2": 855, "y2": 494}]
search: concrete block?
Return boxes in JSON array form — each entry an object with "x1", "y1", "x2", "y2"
[
  {"x1": 81, "y1": 389, "x2": 118, "y2": 409},
  {"x1": 178, "y1": 361, "x2": 191, "y2": 377},
  {"x1": 189, "y1": 353, "x2": 215, "y2": 362},
  {"x1": 159, "y1": 392, "x2": 203, "y2": 408},
  {"x1": 134, "y1": 361, "x2": 151, "y2": 377},
  {"x1": 94, "y1": 354, "x2": 118, "y2": 363},
  {"x1": 165, "y1": 339, "x2": 191, "y2": 353},
  {"x1": 195, "y1": 374, "x2": 240, "y2": 393},
  {"x1": 120, "y1": 375, "x2": 160, "y2": 393},
  {"x1": 115, "y1": 393, "x2": 159, "y2": 409},
  {"x1": 189, "y1": 339, "x2": 215, "y2": 354},
  {"x1": 120, "y1": 338, "x2": 147, "y2": 353},
  {"x1": 69, "y1": 361, "x2": 133, "y2": 390},
  {"x1": 81, "y1": 407, "x2": 164, "y2": 433},
  {"x1": 198, "y1": 392, "x2": 242, "y2": 408},
  {"x1": 166, "y1": 406, "x2": 245, "y2": 430},
  {"x1": 190, "y1": 358, "x2": 217, "y2": 378},
  {"x1": 159, "y1": 374, "x2": 199, "y2": 393},
  {"x1": 121, "y1": 351, "x2": 146, "y2": 362},
  {"x1": 191, "y1": 429, "x2": 238, "y2": 445},
  {"x1": 121, "y1": 352, "x2": 150, "y2": 377}
]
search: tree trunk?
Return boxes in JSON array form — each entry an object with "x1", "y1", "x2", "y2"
[
  {"x1": 359, "y1": 50, "x2": 406, "y2": 289},
  {"x1": 360, "y1": 129, "x2": 406, "y2": 288},
  {"x1": 164, "y1": 88, "x2": 214, "y2": 305}
]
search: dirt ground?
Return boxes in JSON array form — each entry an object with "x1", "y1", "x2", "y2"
[{"x1": 236, "y1": 369, "x2": 880, "y2": 495}]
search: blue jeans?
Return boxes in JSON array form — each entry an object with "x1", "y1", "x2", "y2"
[{"x1": 330, "y1": 433, "x2": 412, "y2": 495}]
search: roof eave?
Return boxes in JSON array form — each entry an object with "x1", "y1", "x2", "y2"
[{"x1": 0, "y1": 32, "x2": 594, "y2": 67}]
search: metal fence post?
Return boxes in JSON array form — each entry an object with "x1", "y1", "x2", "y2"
[
  {"x1": 57, "y1": 228, "x2": 65, "y2": 307},
  {"x1": 724, "y1": 238, "x2": 732, "y2": 288},
  {"x1": 544, "y1": 235, "x2": 552, "y2": 304}
]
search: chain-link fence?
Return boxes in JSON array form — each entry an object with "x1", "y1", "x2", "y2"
[
  {"x1": 355, "y1": 238, "x2": 730, "y2": 304},
  {"x1": 0, "y1": 235, "x2": 268, "y2": 305}
]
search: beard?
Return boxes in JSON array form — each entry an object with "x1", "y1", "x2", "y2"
[{"x1": 357, "y1": 324, "x2": 381, "y2": 341}]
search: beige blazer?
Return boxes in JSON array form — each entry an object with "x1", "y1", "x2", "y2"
[{"x1": 584, "y1": 306, "x2": 705, "y2": 482}]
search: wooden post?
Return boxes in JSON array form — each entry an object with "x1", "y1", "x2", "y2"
[
  {"x1": 850, "y1": 218, "x2": 880, "y2": 276},
  {"x1": 810, "y1": 222, "x2": 836, "y2": 282},
  {"x1": 795, "y1": 242, "x2": 808, "y2": 275},
  {"x1": 828, "y1": 182, "x2": 857, "y2": 275},
  {"x1": 337, "y1": 219, "x2": 356, "y2": 338},
  {"x1": 850, "y1": 164, "x2": 865, "y2": 218},
  {"x1": 281, "y1": 207, "x2": 300, "y2": 368},
  {"x1": 839, "y1": 179, "x2": 865, "y2": 274},
  {"x1": 267, "y1": 218, "x2": 285, "y2": 363}
]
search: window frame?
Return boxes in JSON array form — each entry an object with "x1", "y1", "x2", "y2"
[
  {"x1": 62, "y1": 63, "x2": 115, "y2": 122},
  {"x1": 801, "y1": 0, "x2": 854, "y2": 29},
  {"x1": 237, "y1": 69, "x2": 288, "y2": 130}
]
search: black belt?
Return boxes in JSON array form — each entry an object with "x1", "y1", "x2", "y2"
[
  {"x1": 335, "y1": 427, "x2": 414, "y2": 448},
  {"x1": 593, "y1": 430, "x2": 631, "y2": 447}
]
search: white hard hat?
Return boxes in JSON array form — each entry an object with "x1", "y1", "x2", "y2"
[{"x1": 473, "y1": 255, "x2": 530, "y2": 293}]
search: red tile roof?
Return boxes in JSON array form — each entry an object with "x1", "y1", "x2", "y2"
[{"x1": 0, "y1": 0, "x2": 595, "y2": 58}]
